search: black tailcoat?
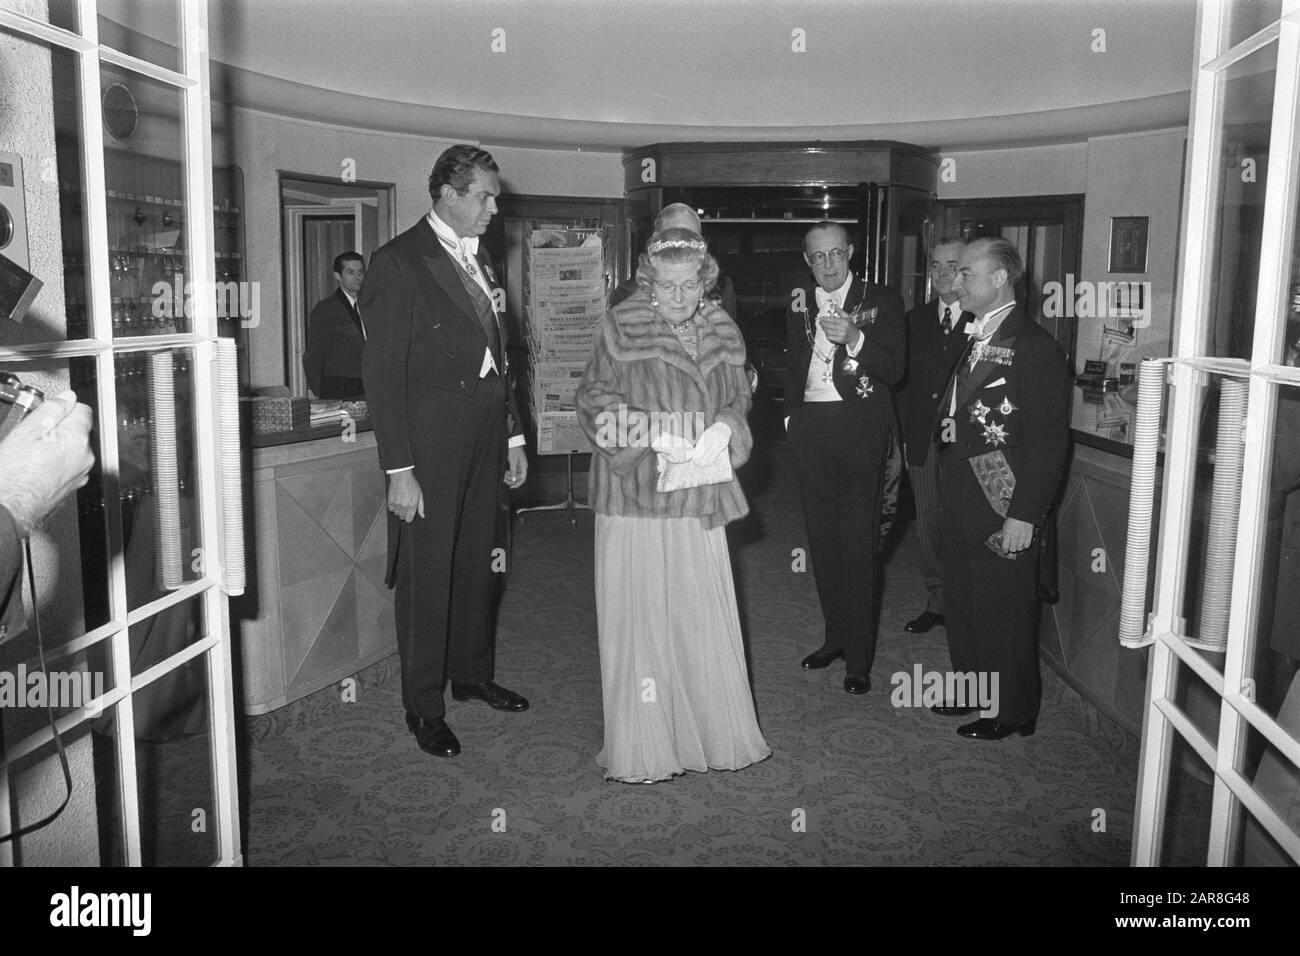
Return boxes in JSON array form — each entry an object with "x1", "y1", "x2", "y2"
[{"x1": 360, "y1": 216, "x2": 523, "y2": 721}]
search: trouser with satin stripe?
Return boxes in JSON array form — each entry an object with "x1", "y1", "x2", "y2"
[
  {"x1": 789, "y1": 400, "x2": 888, "y2": 677},
  {"x1": 392, "y1": 373, "x2": 506, "y2": 721}
]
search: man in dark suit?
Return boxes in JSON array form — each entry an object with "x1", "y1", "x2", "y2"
[
  {"x1": 0, "y1": 390, "x2": 95, "y2": 642},
  {"x1": 785, "y1": 221, "x2": 905, "y2": 694},
  {"x1": 361, "y1": 145, "x2": 530, "y2": 759},
  {"x1": 303, "y1": 251, "x2": 367, "y2": 399},
  {"x1": 899, "y1": 237, "x2": 970, "y2": 636},
  {"x1": 936, "y1": 237, "x2": 1069, "y2": 739}
]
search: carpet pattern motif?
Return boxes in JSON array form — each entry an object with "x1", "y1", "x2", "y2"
[{"x1": 243, "y1": 443, "x2": 1209, "y2": 865}]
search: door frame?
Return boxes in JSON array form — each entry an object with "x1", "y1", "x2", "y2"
[{"x1": 282, "y1": 206, "x2": 359, "y2": 397}]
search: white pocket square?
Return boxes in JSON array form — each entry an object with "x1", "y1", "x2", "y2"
[{"x1": 985, "y1": 377, "x2": 1007, "y2": 388}]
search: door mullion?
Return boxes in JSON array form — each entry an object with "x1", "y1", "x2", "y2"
[
  {"x1": 179, "y1": 0, "x2": 242, "y2": 866},
  {"x1": 1209, "y1": 9, "x2": 1300, "y2": 867},
  {"x1": 1133, "y1": 0, "x2": 1231, "y2": 864}
]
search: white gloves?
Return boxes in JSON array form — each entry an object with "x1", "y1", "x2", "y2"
[
  {"x1": 692, "y1": 422, "x2": 732, "y2": 466},
  {"x1": 651, "y1": 430, "x2": 695, "y2": 464}
]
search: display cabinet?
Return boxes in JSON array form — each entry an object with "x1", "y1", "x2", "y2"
[{"x1": 623, "y1": 141, "x2": 937, "y2": 436}]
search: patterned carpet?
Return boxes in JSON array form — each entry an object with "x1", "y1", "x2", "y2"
[{"x1": 240, "y1": 441, "x2": 1210, "y2": 866}]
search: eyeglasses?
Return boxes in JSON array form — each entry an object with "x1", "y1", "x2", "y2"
[
  {"x1": 653, "y1": 279, "x2": 702, "y2": 297},
  {"x1": 807, "y1": 248, "x2": 848, "y2": 266}
]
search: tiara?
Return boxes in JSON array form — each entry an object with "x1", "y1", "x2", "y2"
[{"x1": 647, "y1": 237, "x2": 707, "y2": 254}]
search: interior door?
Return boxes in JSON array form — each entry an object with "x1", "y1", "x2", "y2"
[{"x1": 1127, "y1": 0, "x2": 1300, "y2": 866}]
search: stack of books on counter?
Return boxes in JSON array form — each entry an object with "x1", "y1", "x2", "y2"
[{"x1": 308, "y1": 400, "x2": 347, "y2": 428}]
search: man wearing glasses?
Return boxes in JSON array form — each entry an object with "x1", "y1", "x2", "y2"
[{"x1": 784, "y1": 221, "x2": 906, "y2": 694}]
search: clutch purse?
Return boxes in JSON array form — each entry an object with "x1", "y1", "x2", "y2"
[{"x1": 655, "y1": 454, "x2": 732, "y2": 492}]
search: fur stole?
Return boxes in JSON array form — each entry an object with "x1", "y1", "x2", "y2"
[{"x1": 602, "y1": 292, "x2": 747, "y2": 387}]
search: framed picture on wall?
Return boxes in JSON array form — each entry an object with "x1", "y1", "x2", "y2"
[{"x1": 1108, "y1": 216, "x2": 1149, "y2": 273}]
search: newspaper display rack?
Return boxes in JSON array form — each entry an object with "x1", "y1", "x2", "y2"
[{"x1": 517, "y1": 220, "x2": 612, "y2": 520}]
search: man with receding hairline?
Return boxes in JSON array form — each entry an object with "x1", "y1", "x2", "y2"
[
  {"x1": 936, "y1": 236, "x2": 1069, "y2": 739},
  {"x1": 784, "y1": 220, "x2": 905, "y2": 695}
]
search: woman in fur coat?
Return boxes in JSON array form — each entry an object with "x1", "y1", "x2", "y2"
[{"x1": 576, "y1": 227, "x2": 770, "y2": 783}]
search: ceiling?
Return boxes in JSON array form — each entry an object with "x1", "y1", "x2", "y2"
[{"x1": 98, "y1": 0, "x2": 1203, "y2": 151}]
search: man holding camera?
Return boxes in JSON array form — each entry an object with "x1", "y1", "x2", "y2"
[{"x1": 0, "y1": 389, "x2": 96, "y2": 638}]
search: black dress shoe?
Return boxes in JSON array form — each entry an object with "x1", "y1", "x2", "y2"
[
  {"x1": 956, "y1": 717, "x2": 1036, "y2": 740},
  {"x1": 930, "y1": 703, "x2": 979, "y2": 716},
  {"x1": 844, "y1": 674, "x2": 870, "y2": 695},
  {"x1": 406, "y1": 715, "x2": 461, "y2": 757},
  {"x1": 801, "y1": 648, "x2": 844, "y2": 670},
  {"x1": 904, "y1": 611, "x2": 945, "y2": 633},
  {"x1": 450, "y1": 680, "x2": 530, "y2": 712}
]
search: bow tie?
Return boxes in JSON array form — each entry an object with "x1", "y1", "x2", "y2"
[
  {"x1": 456, "y1": 236, "x2": 479, "y2": 257},
  {"x1": 814, "y1": 287, "x2": 841, "y2": 314}
]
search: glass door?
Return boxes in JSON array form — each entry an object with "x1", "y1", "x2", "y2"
[
  {"x1": 0, "y1": 0, "x2": 242, "y2": 866},
  {"x1": 1128, "y1": 0, "x2": 1299, "y2": 866}
]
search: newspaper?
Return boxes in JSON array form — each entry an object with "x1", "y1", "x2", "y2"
[
  {"x1": 530, "y1": 246, "x2": 603, "y2": 285},
  {"x1": 537, "y1": 409, "x2": 592, "y2": 455}
]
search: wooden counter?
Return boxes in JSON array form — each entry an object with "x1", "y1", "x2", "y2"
[
  {"x1": 1042, "y1": 440, "x2": 1240, "y2": 741},
  {"x1": 1039, "y1": 441, "x2": 1149, "y2": 735},
  {"x1": 231, "y1": 429, "x2": 394, "y2": 715}
]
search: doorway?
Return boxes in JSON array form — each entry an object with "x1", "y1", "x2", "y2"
[{"x1": 278, "y1": 176, "x2": 394, "y2": 397}]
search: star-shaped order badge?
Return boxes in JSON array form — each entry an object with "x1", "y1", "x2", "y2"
[
  {"x1": 998, "y1": 398, "x2": 1018, "y2": 417},
  {"x1": 970, "y1": 399, "x2": 991, "y2": 424},
  {"x1": 982, "y1": 422, "x2": 1008, "y2": 446},
  {"x1": 856, "y1": 375, "x2": 874, "y2": 398}
]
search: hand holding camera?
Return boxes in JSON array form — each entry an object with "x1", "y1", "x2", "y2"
[{"x1": 0, "y1": 387, "x2": 95, "y2": 536}]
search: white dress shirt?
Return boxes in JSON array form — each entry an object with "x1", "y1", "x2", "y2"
[
  {"x1": 966, "y1": 300, "x2": 1015, "y2": 346},
  {"x1": 427, "y1": 209, "x2": 503, "y2": 379},
  {"x1": 804, "y1": 274, "x2": 864, "y2": 403}
]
